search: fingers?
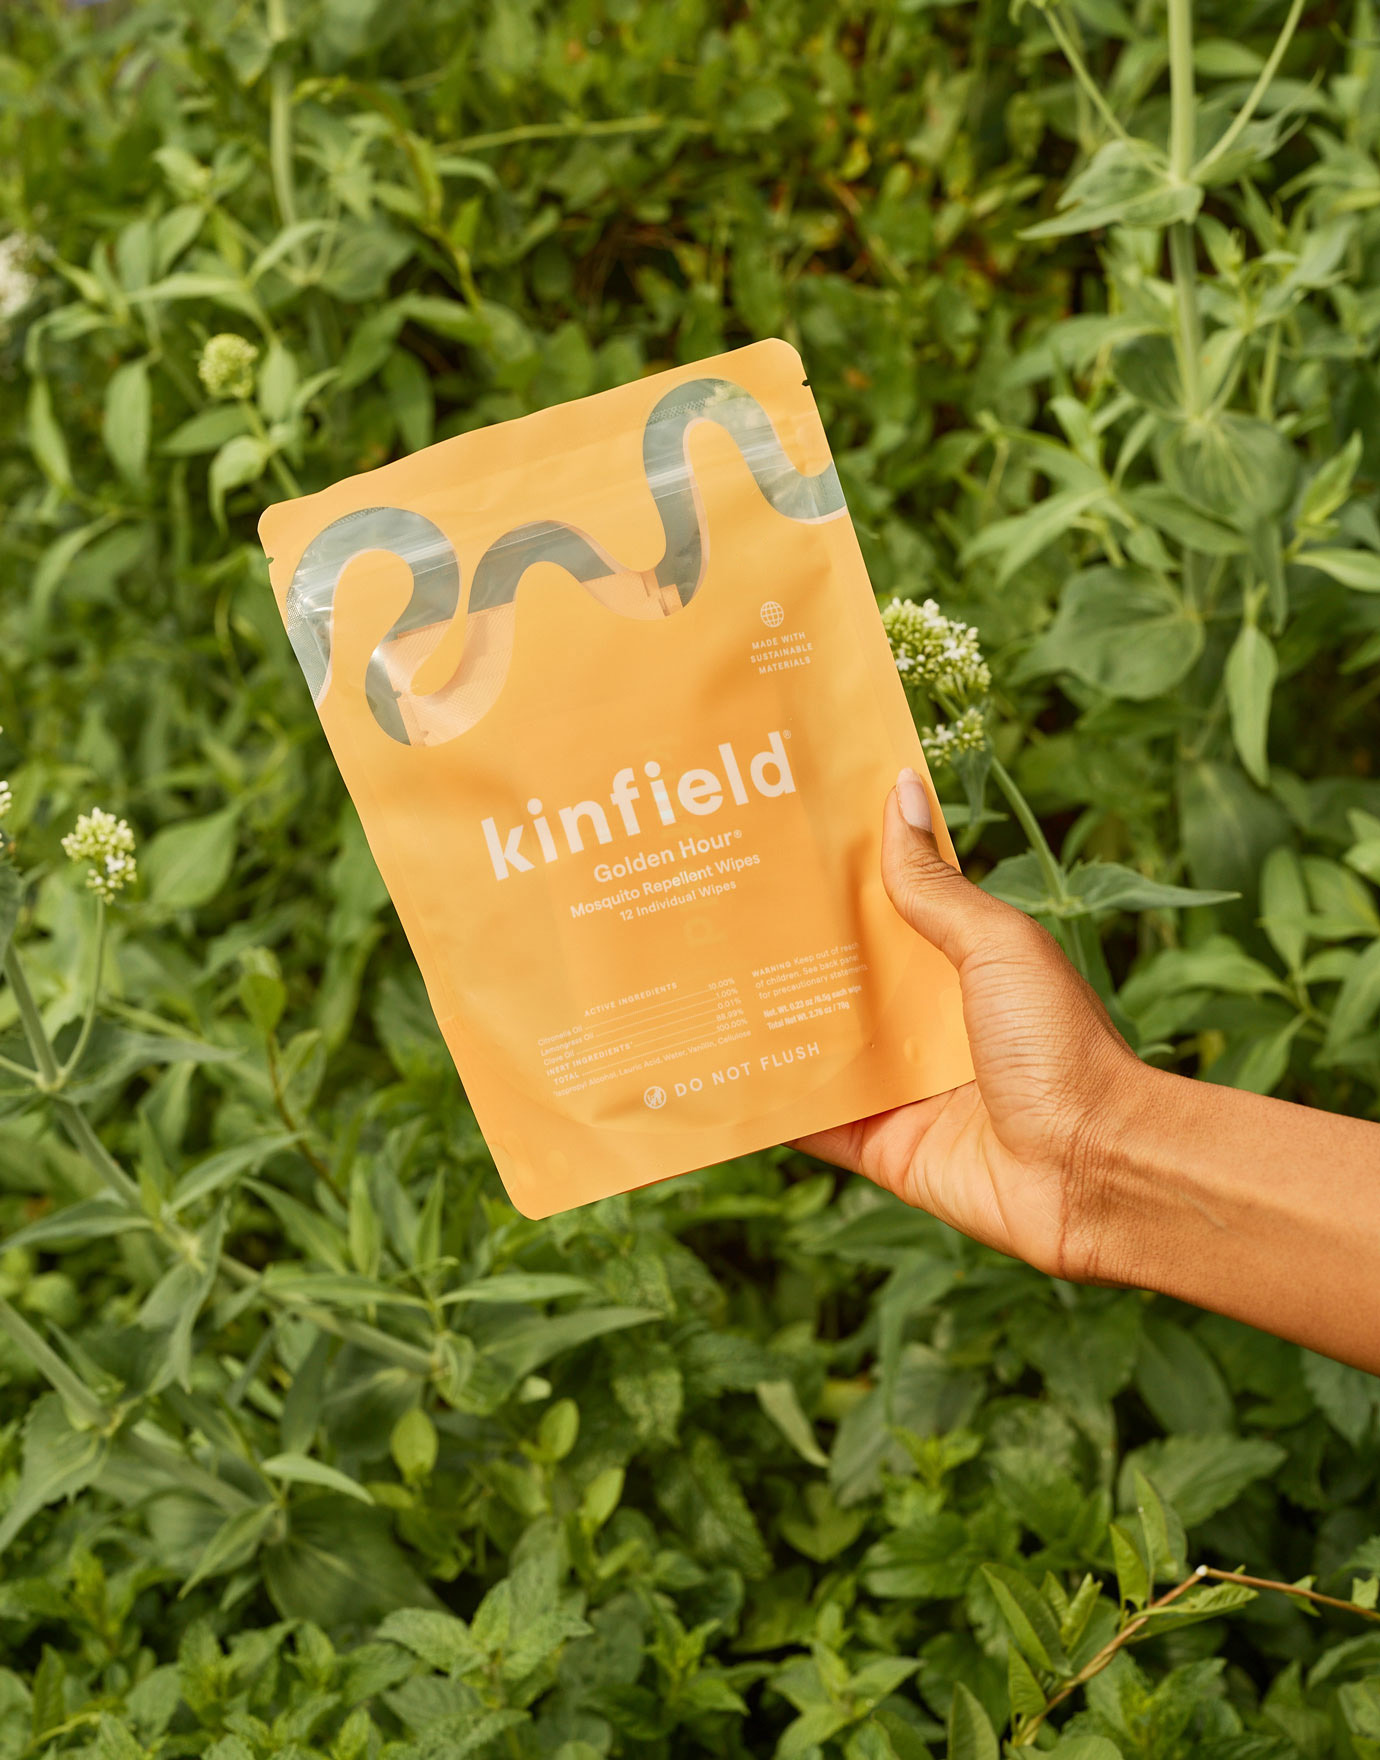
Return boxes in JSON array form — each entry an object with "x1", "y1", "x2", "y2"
[{"x1": 882, "y1": 769, "x2": 1018, "y2": 969}]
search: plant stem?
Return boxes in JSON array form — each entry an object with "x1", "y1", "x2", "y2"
[
  {"x1": 1046, "y1": 7, "x2": 1145, "y2": 155},
  {"x1": 0, "y1": 1297, "x2": 109, "y2": 1426},
  {"x1": 1015, "y1": 1570, "x2": 1204, "y2": 1742},
  {"x1": 1166, "y1": 0, "x2": 1203, "y2": 418},
  {"x1": 989, "y1": 756, "x2": 1067, "y2": 904},
  {"x1": 265, "y1": 1036, "x2": 343, "y2": 1199},
  {"x1": 1167, "y1": 0, "x2": 1196, "y2": 180},
  {"x1": 3, "y1": 946, "x2": 59, "y2": 1088},
  {"x1": 1169, "y1": 226, "x2": 1203, "y2": 417},
  {"x1": 443, "y1": 114, "x2": 709, "y2": 154},
  {"x1": 59, "y1": 897, "x2": 105, "y2": 1083},
  {"x1": 1193, "y1": 0, "x2": 1306, "y2": 181},
  {"x1": 267, "y1": 0, "x2": 298, "y2": 237},
  {"x1": 1257, "y1": 321, "x2": 1282, "y2": 419},
  {"x1": 57, "y1": 1101, "x2": 143, "y2": 1209},
  {"x1": 1197, "y1": 1564, "x2": 1380, "y2": 1622},
  {"x1": 1015, "y1": 1562, "x2": 1380, "y2": 1743}
]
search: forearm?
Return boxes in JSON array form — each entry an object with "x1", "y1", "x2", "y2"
[{"x1": 1089, "y1": 1064, "x2": 1380, "y2": 1373}]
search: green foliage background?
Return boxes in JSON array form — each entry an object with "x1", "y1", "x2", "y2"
[{"x1": 4, "y1": 0, "x2": 1380, "y2": 1754}]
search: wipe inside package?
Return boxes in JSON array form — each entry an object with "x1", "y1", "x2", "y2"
[{"x1": 258, "y1": 339, "x2": 974, "y2": 1217}]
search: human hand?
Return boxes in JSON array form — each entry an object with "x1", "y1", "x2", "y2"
[{"x1": 794, "y1": 769, "x2": 1148, "y2": 1282}]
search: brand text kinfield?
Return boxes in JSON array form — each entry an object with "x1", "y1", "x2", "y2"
[{"x1": 481, "y1": 732, "x2": 795, "y2": 882}]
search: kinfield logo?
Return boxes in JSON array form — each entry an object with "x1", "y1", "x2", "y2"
[{"x1": 482, "y1": 732, "x2": 795, "y2": 881}]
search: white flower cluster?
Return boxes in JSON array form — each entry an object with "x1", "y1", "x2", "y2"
[
  {"x1": 198, "y1": 332, "x2": 259, "y2": 400},
  {"x1": 882, "y1": 596, "x2": 991, "y2": 703},
  {"x1": 61, "y1": 808, "x2": 138, "y2": 902},
  {"x1": 922, "y1": 705, "x2": 989, "y2": 764},
  {"x1": 0, "y1": 781, "x2": 11, "y2": 819},
  {"x1": 0, "y1": 236, "x2": 37, "y2": 325}
]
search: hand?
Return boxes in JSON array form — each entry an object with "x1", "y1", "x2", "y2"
[{"x1": 794, "y1": 769, "x2": 1147, "y2": 1281}]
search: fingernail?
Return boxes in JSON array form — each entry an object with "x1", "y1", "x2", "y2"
[{"x1": 896, "y1": 767, "x2": 932, "y2": 832}]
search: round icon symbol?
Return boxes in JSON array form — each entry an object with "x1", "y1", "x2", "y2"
[
  {"x1": 643, "y1": 1085, "x2": 667, "y2": 1109},
  {"x1": 759, "y1": 600, "x2": 785, "y2": 628}
]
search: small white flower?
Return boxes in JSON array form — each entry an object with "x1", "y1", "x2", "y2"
[
  {"x1": 61, "y1": 807, "x2": 138, "y2": 902},
  {"x1": 0, "y1": 782, "x2": 11, "y2": 819},
  {"x1": 883, "y1": 595, "x2": 992, "y2": 703},
  {"x1": 923, "y1": 704, "x2": 988, "y2": 766},
  {"x1": 0, "y1": 236, "x2": 37, "y2": 325}
]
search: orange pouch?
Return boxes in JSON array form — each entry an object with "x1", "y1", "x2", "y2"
[{"x1": 258, "y1": 339, "x2": 973, "y2": 1217}]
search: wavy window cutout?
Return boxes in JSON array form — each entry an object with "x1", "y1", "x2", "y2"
[{"x1": 284, "y1": 376, "x2": 846, "y2": 746}]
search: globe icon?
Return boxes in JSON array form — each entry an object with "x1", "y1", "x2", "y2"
[
  {"x1": 643, "y1": 1085, "x2": 667, "y2": 1109},
  {"x1": 760, "y1": 600, "x2": 785, "y2": 628}
]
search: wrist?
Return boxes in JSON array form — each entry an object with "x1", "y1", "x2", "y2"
[{"x1": 1058, "y1": 1055, "x2": 1205, "y2": 1290}]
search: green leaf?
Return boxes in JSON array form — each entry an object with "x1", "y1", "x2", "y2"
[
  {"x1": 376, "y1": 1607, "x2": 484, "y2": 1674},
  {"x1": 144, "y1": 807, "x2": 239, "y2": 913},
  {"x1": 31, "y1": 1647, "x2": 66, "y2": 1739},
  {"x1": 655, "y1": 1430, "x2": 771, "y2": 1578},
  {"x1": 440, "y1": 1272, "x2": 595, "y2": 1305},
  {"x1": 180, "y1": 1504, "x2": 279, "y2": 1597},
  {"x1": 963, "y1": 487, "x2": 1106, "y2": 586},
  {"x1": 0, "y1": 1394, "x2": 108, "y2": 1551},
  {"x1": 757, "y1": 1378, "x2": 829, "y2": 1467},
  {"x1": 3, "y1": 1197, "x2": 152, "y2": 1254},
  {"x1": 260, "y1": 1452, "x2": 375, "y2": 1505},
  {"x1": 1135, "y1": 1317, "x2": 1233, "y2": 1435},
  {"x1": 1007, "y1": 1644, "x2": 1046, "y2": 1719},
  {"x1": 102, "y1": 358, "x2": 151, "y2": 485},
  {"x1": 1119, "y1": 1435, "x2": 1286, "y2": 1526},
  {"x1": 1162, "y1": 412, "x2": 1298, "y2": 523},
  {"x1": 1022, "y1": 141, "x2": 1201, "y2": 238},
  {"x1": 860, "y1": 1511, "x2": 972, "y2": 1598},
  {"x1": 945, "y1": 1681, "x2": 999, "y2": 1760},
  {"x1": 169, "y1": 1131, "x2": 301, "y2": 1211},
  {"x1": 1109, "y1": 1521, "x2": 1150, "y2": 1609},
  {"x1": 980, "y1": 1563, "x2": 1069, "y2": 1673},
  {"x1": 138, "y1": 1204, "x2": 226, "y2": 1390},
  {"x1": 1300, "y1": 1351, "x2": 1380, "y2": 1448},
  {"x1": 263, "y1": 1498, "x2": 436, "y2": 1623},
  {"x1": 1297, "y1": 432, "x2": 1363, "y2": 531},
  {"x1": 27, "y1": 376, "x2": 72, "y2": 489},
  {"x1": 1227, "y1": 1015, "x2": 1305, "y2": 1093},
  {"x1": 1021, "y1": 566, "x2": 1203, "y2": 700},
  {"x1": 390, "y1": 1407, "x2": 439, "y2": 1483},
  {"x1": 160, "y1": 404, "x2": 252, "y2": 456},
  {"x1": 1064, "y1": 862, "x2": 1237, "y2": 915},
  {"x1": 209, "y1": 434, "x2": 271, "y2": 529},
  {"x1": 482, "y1": 1305, "x2": 660, "y2": 1378},
  {"x1": 1133, "y1": 1469, "x2": 1188, "y2": 1582},
  {"x1": 1326, "y1": 939, "x2": 1380, "y2": 1052},
  {"x1": 1260, "y1": 846, "x2": 1309, "y2": 971},
  {"x1": 1225, "y1": 622, "x2": 1277, "y2": 787},
  {"x1": 1177, "y1": 760, "x2": 1289, "y2": 898},
  {"x1": 1124, "y1": 484, "x2": 1247, "y2": 554},
  {"x1": 1300, "y1": 547, "x2": 1380, "y2": 591}
]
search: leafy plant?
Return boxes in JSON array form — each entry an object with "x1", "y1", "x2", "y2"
[{"x1": 4, "y1": 0, "x2": 1380, "y2": 1756}]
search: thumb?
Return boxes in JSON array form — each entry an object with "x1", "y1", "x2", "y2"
[{"x1": 882, "y1": 767, "x2": 1008, "y2": 970}]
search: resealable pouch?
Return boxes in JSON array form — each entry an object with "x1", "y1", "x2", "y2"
[{"x1": 258, "y1": 339, "x2": 974, "y2": 1217}]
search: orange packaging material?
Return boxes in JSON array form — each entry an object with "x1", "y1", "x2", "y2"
[{"x1": 258, "y1": 339, "x2": 974, "y2": 1217}]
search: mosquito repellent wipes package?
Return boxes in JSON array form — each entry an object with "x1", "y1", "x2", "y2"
[{"x1": 258, "y1": 340, "x2": 974, "y2": 1216}]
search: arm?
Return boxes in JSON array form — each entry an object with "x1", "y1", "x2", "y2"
[{"x1": 796, "y1": 770, "x2": 1380, "y2": 1374}]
